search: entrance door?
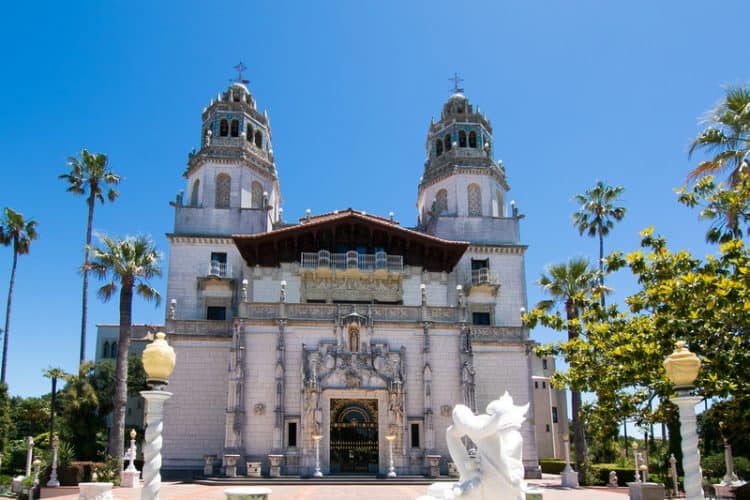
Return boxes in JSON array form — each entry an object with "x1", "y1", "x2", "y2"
[{"x1": 329, "y1": 399, "x2": 378, "y2": 474}]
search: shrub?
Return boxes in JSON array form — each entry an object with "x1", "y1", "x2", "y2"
[
  {"x1": 57, "y1": 461, "x2": 104, "y2": 485},
  {"x1": 93, "y1": 456, "x2": 121, "y2": 486},
  {"x1": 539, "y1": 459, "x2": 567, "y2": 474},
  {"x1": 590, "y1": 463, "x2": 636, "y2": 485}
]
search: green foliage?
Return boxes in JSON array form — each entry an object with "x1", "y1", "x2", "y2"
[
  {"x1": 698, "y1": 398, "x2": 750, "y2": 458},
  {"x1": 0, "y1": 383, "x2": 11, "y2": 456},
  {"x1": 688, "y1": 85, "x2": 750, "y2": 187},
  {"x1": 9, "y1": 396, "x2": 50, "y2": 439},
  {"x1": 678, "y1": 174, "x2": 750, "y2": 243},
  {"x1": 93, "y1": 455, "x2": 121, "y2": 486},
  {"x1": 538, "y1": 459, "x2": 566, "y2": 474},
  {"x1": 58, "y1": 362, "x2": 107, "y2": 460}
]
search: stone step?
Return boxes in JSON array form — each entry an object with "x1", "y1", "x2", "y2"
[{"x1": 197, "y1": 475, "x2": 454, "y2": 486}]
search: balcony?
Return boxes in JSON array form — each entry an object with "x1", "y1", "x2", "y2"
[
  {"x1": 300, "y1": 250, "x2": 403, "y2": 275},
  {"x1": 206, "y1": 261, "x2": 232, "y2": 278},
  {"x1": 466, "y1": 268, "x2": 500, "y2": 295}
]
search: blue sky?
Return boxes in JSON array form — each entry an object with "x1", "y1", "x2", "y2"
[{"x1": 0, "y1": 1, "x2": 747, "y2": 400}]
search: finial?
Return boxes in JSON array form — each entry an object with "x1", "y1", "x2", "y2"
[
  {"x1": 449, "y1": 72, "x2": 464, "y2": 94},
  {"x1": 232, "y1": 62, "x2": 250, "y2": 84}
]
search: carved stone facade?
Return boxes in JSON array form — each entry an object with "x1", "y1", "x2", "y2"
[{"x1": 160, "y1": 79, "x2": 546, "y2": 479}]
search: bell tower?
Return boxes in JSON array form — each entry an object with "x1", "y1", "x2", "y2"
[
  {"x1": 416, "y1": 81, "x2": 519, "y2": 245},
  {"x1": 174, "y1": 67, "x2": 282, "y2": 236}
]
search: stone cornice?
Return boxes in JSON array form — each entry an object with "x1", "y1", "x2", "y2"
[
  {"x1": 166, "y1": 234, "x2": 235, "y2": 244},
  {"x1": 418, "y1": 164, "x2": 509, "y2": 194},
  {"x1": 183, "y1": 150, "x2": 277, "y2": 180},
  {"x1": 468, "y1": 244, "x2": 527, "y2": 255}
]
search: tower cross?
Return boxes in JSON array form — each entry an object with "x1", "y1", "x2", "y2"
[
  {"x1": 449, "y1": 72, "x2": 464, "y2": 94},
  {"x1": 232, "y1": 62, "x2": 250, "y2": 84}
]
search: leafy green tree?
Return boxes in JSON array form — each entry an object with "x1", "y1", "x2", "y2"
[
  {"x1": 689, "y1": 85, "x2": 750, "y2": 187},
  {"x1": 678, "y1": 173, "x2": 750, "y2": 243},
  {"x1": 536, "y1": 257, "x2": 599, "y2": 481},
  {"x1": 59, "y1": 362, "x2": 106, "y2": 460},
  {"x1": 0, "y1": 382, "x2": 11, "y2": 458},
  {"x1": 42, "y1": 367, "x2": 67, "y2": 441},
  {"x1": 60, "y1": 150, "x2": 120, "y2": 365},
  {"x1": 0, "y1": 208, "x2": 38, "y2": 383},
  {"x1": 88, "y1": 235, "x2": 160, "y2": 464},
  {"x1": 573, "y1": 181, "x2": 626, "y2": 305},
  {"x1": 9, "y1": 395, "x2": 50, "y2": 439}
]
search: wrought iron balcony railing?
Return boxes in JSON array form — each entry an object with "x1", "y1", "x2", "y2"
[
  {"x1": 471, "y1": 268, "x2": 499, "y2": 286},
  {"x1": 207, "y1": 261, "x2": 232, "y2": 278},
  {"x1": 300, "y1": 250, "x2": 403, "y2": 274}
]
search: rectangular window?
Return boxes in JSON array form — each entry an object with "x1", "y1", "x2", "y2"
[
  {"x1": 210, "y1": 252, "x2": 227, "y2": 263},
  {"x1": 471, "y1": 258, "x2": 489, "y2": 270},
  {"x1": 411, "y1": 423, "x2": 420, "y2": 448},
  {"x1": 472, "y1": 312, "x2": 491, "y2": 325},
  {"x1": 542, "y1": 358, "x2": 548, "y2": 370},
  {"x1": 287, "y1": 422, "x2": 297, "y2": 448},
  {"x1": 534, "y1": 381, "x2": 539, "y2": 389},
  {"x1": 546, "y1": 424, "x2": 550, "y2": 432},
  {"x1": 206, "y1": 306, "x2": 226, "y2": 320},
  {"x1": 552, "y1": 407, "x2": 558, "y2": 424},
  {"x1": 542, "y1": 381, "x2": 546, "y2": 389}
]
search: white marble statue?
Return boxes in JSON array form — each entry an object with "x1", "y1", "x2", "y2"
[{"x1": 419, "y1": 392, "x2": 537, "y2": 500}]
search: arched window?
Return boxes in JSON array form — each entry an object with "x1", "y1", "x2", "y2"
[
  {"x1": 468, "y1": 183, "x2": 482, "y2": 216},
  {"x1": 251, "y1": 181, "x2": 263, "y2": 208},
  {"x1": 497, "y1": 191, "x2": 504, "y2": 217},
  {"x1": 103, "y1": 341, "x2": 109, "y2": 358},
  {"x1": 469, "y1": 130, "x2": 477, "y2": 148},
  {"x1": 219, "y1": 119, "x2": 229, "y2": 137},
  {"x1": 436, "y1": 140, "x2": 443, "y2": 156},
  {"x1": 459, "y1": 130, "x2": 467, "y2": 148},
  {"x1": 111, "y1": 342, "x2": 117, "y2": 358},
  {"x1": 215, "y1": 173, "x2": 231, "y2": 208},
  {"x1": 435, "y1": 189, "x2": 448, "y2": 214},
  {"x1": 254, "y1": 130, "x2": 263, "y2": 148},
  {"x1": 246, "y1": 123, "x2": 253, "y2": 142},
  {"x1": 230, "y1": 119, "x2": 239, "y2": 137},
  {"x1": 444, "y1": 134, "x2": 452, "y2": 151},
  {"x1": 190, "y1": 180, "x2": 200, "y2": 206}
]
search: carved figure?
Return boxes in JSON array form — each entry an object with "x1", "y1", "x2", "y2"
[
  {"x1": 205, "y1": 129, "x2": 212, "y2": 146},
  {"x1": 422, "y1": 392, "x2": 531, "y2": 500}
]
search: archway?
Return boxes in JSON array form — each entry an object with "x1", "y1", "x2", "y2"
[{"x1": 329, "y1": 398, "x2": 378, "y2": 474}]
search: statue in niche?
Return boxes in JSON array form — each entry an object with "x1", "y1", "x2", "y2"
[
  {"x1": 205, "y1": 128, "x2": 212, "y2": 146},
  {"x1": 389, "y1": 389, "x2": 404, "y2": 423},
  {"x1": 420, "y1": 392, "x2": 538, "y2": 500},
  {"x1": 348, "y1": 322, "x2": 360, "y2": 352}
]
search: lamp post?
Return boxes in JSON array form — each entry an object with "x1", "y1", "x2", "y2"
[
  {"x1": 386, "y1": 434, "x2": 397, "y2": 478},
  {"x1": 632, "y1": 442, "x2": 641, "y2": 483},
  {"x1": 664, "y1": 341, "x2": 704, "y2": 500},
  {"x1": 47, "y1": 434, "x2": 60, "y2": 487},
  {"x1": 312, "y1": 434, "x2": 323, "y2": 477},
  {"x1": 560, "y1": 433, "x2": 578, "y2": 487},
  {"x1": 140, "y1": 332, "x2": 176, "y2": 500}
]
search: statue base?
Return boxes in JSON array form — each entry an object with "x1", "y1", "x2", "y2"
[
  {"x1": 417, "y1": 482, "x2": 543, "y2": 500},
  {"x1": 560, "y1": 468, "x2": 579, "y2": 488},
  {"x1": 121, "y1": 468, "x2": 140, "y2": 488}
]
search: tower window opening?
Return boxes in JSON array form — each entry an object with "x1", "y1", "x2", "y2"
[
  {"x1": 246, "y1": 124, "x2": 253, "y2": 141},
  {"x1": 469, "y1": 130, "x2": 477, "y2": 148},
  {"x1": 254, "y1": 130, "x2": 263, "y2": 148},
  {"x1": 190, "y1": 180, "x2": 200, "y2": 206},
  {"x1": 103, "y1": 341, "x2": 109, "y2": 358},
  {"x1": 459, "y1": 130, "x2": 467, "y2": 148},
  {"x1": 435, "y1": 189, "x2": 448, "y2": 214},
  {"x1": 233, "y1": 92, "x2": 240, "y2": 102},
  {"x1": 444, "y1": 134, "x2": 452, "y2": 152},
  {"x1": 436, "y1": 139, "x2": 443, "y2": 156},
  {"x1": 251, "y1": 181, "x2": 263, "y2": 209},
  {"x1": 468, "y1": 183, "x2": 482, "y2": 216},
  {"x1": 230, "y1": 119, "x2": 240, "y2": 137},
  {"x1": 215, "y1": 173, "x2": 231, "y2": 208},
  {"x1": 219, "y1": 119, "x2": 229, "y2": 137}
]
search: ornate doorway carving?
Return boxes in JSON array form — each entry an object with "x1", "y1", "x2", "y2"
[{"x1": 329, "y1": 399, "x2": 378, "y2": 474}]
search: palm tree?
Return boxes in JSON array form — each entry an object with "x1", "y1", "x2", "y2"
[
  {"x1": 573, "y1": 181, "x2": 626, "y2": 306},
  {"x1": 537, "y1": 257, "x2": 599, "y2": 483},
  {"x1": 689, "y1": 85, "x2": 750, "y2": 187},
  {"x1": 0, "y1": 208, "x2": 38, "y2": 384},
  {"x1": 88, "y1": 234, "x2": 161, "y2": 463},
  {"x1": 43, "y1": 367, "x2": 68, "y2": 441},
  {"x1": 60, "y1": 150, "x2": 120, "y2": 365}
]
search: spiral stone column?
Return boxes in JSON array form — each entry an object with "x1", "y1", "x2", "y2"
[
  {"x1": 140, "y1": 390, "x2": 172, "y2": 500},
  {"x1": 672, "y1": 395, "x2": 704, "y2": 500}
]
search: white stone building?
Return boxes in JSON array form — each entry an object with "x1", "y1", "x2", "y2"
[{"x1": 160, "y1": 79, "x2": 545, "y2": 478}]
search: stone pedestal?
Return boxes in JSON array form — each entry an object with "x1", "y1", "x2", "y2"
[
  {"x1": 268, "y1": 454, "x2": 284, "y2": 478},
  {"x1": 204, "y1": 454, "x2": 216, "y2": 476},
  {"x1": 140, "y1": 390, "x2": 172, "y2": 500},
  {"x1": 628, "y1": 482, "x2": 665, "y2": 500},
  {"x1": 224, "y1": 454, "x2": 240, "y2": 478},
  {"x1": 426, "y1": 454, "x2": 441, "y2": 478},
  {"x1": 561, "y1": 467, "x2": 579, "y2": 488},
  {"x1": 121, "y1": 469, "x2": 140, "y2": 488},
  {"x1": 224, "y1": 487, "x2": 272, "y2": 500},
  {"x1": 246, "y1": 461, "x2": 262, "y2": 478},
  {"x1": 78, "y1": 482, "x2": 114, "y2": 500},
  {"x1": 672, "y1": 395, "x2": 705, "y2": 500}
]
